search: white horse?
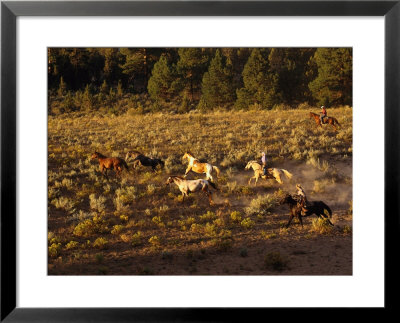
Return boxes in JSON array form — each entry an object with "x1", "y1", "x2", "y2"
[
  {"x1": 182, "y1": 152, "x2": 220, "y2": 182},
  {"x1": 165, "y1": 176, "x2": 217, "y2": 205},
  {"x1": 245, "y1": 160, "x2": 293, "y2": 185}
]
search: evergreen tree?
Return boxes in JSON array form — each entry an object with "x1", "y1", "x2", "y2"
[
  {"x1": 176, "y1": 48, "x2": 210, "y2": 101},
  {"x1": 57, "y1": 77, "x2": 67, "y2": 97},
  {"x1": 199, "y1": 49, "x2": 236, "y2": 110},
  {"x1": 235, "y1": 48, "x2": 280, "y2": 110},
  {"x1": 309, "y1": 48, "x2": 352, "y2": 106},
  {"x1": 120, "y1": 48, "x2": 162, "y2": 92},
  {"x1": 147, "y1": 55, "x2": 179, "y2": 103},
  {"x1": 268, "y1": 48, "x2": 316, "y2": 105}
]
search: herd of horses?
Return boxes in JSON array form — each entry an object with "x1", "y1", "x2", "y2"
[
  {"x1": 91, "y1": 147, "x2": 334, "y2": 228},
  {"x1": 89, "y1": 111, "x2": 339, "y2": 228}
]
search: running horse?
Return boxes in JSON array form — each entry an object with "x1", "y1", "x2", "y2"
[
  {"x1": 126, "y1": 151, "x2": 164, "y2": 172},
  {"x1": 165, "y1": 176, "x2": 217, "y2": 205},
  {"x1": 309, "y1": 112, "x2": 341, "y2": 131},
  {"x1": 279, "y1": 193, "x2": 334, "y2": 228},
  {"x1": 182, "y1": 152, "x2": 220, "y2": 182},
  {"x1": 245, "y1": 161, "x2": 293, "y2": 185},
  {"x1": 91, "y1": 152, "x2": 129, "y2": 179}
]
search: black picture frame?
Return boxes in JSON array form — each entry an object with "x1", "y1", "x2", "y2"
[{"x1": 1, "y1": 1, "x2": 398, "y2": 321}]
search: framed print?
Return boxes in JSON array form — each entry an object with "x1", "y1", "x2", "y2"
[{"x1": 1, "y1": 0, "x2": 398, "y2": 321}]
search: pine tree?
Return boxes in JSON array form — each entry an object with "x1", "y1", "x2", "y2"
[
  {"x1": 57, "y1": 77, "x2": 67, "y2": 97},
  {"x1": 199, "y1": 49, "x2": 236, "y2": 110},
  {"x1": 309, "y1": 48, "x2": 352, "y2": 106},
  {"x1": 235, "y1": 48, "x2": 280, "y2": 110},
  {"x1": 176, "y1": 48, "x2": 210, "y2": 101},
  {"x1": 268, "y1": 48, "x2": 316, "y2": 106},
  {"x1": 100, "y1": 80, "x2": 109, "y2": 95},
  {"x1": 147, "y1": 55, "x2": 179, "y2": 103}
]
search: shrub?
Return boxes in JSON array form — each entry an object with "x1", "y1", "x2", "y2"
[
  {"x1": 93, "y1": 237, "x2": 108, "y2": 249},
  {"x1": 310, "y1": 218, "x2": 333, "y2": 234},
  {"x1": 131, "y1": 231, "x2": 143, "y2": 247},
  {"x1": 264, "y1": 251, "x2": 288, "y2": 271},
  {"x1": 111, "y1": 224, "x2": 124, "y2": 235},
  {"x1": 89, "y1": 194, "x2": 106, "y2": 213},
  {"x1": 149, "y1": 235, "x2": 161, "y2": 247},
  {"x1": 240, "y1": 217, "x2": 255, "y2": 229},
  {"x1": 348, "y1": 200, "x2": 353, "y2": 215},
  {"x1": 245, "y1": 194, "x2": 276, "y2": 216},
  {"x1": 239, "y1": 247, "x2": 248, "y2": 257},
  {"x1": 199, "y1": 211, "x2": 217, "y2": 223},
  {"x1": 230, "y1": 211, "x2": 242, "y2": 223},
  {"x1": 261, "y1": 231, "x2": 277, "y2": 240},
  {"x1": 65, "y1": 240, "x2": 79, "y2": 250},
  {"x1": 49, "y1": 243, "x2": 62, "y2": 258}
]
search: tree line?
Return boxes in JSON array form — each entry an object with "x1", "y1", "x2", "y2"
[{"x1": 48, "y1": 47, "x2": 352, "y2": 114}]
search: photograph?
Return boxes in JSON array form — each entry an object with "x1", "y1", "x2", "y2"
[{"x1": 47, "y1": 47, "x2": 353, "y2": 276}]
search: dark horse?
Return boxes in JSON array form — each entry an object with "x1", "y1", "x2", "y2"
[
  {"x1": 91, "y1": 152, "x2": 129, "y2": 179},
  {"x1": 125, "y1": 151, "x2": 165, "y2": 172},
  {"x1": 309, "y1": 112, "x2": 341, "y2": 131},
  {"x1": 132, "y1": 155, "x2": 165, "y2": 172},
  {"x1": 279, "y1": 193, "x2": 334, "y2": 228}
]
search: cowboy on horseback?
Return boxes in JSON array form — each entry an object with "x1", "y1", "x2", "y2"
[
  {"x1": 261, "y1": 151, "x2": 267, "y2": 176},
  {"x1": 320, "y1": 106, "x2": 327, "y2": 124},
  {"x1": 296, "y1": 184, "x2": 309, "y2": 214}
]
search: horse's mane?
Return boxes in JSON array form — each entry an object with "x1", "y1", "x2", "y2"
[
  {"x1": 171, "y1": 175, "x2": 185, "y2": 180},
  {"x1": 310, "y1": 111, "x2": 319, "y2": 116},
  {"x1": 94, "y1": 152, "x2": 106, "y2": 158},
  {"x1": 184, "y1": 151, "x2": 195, "y2": 157}
]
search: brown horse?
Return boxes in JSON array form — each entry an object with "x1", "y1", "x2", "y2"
[
  {"x1": 91, "y1": 152, "x2": 129, "y2": 179},
  {"x1": 279, "y1": 193, "x2": 334, "y2": 228},
  {"x1": 309, "y1": 112, "x2": 341, "y2": 131}
]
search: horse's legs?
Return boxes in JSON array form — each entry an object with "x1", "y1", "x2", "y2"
[
  {"x1": 254, "y1": 175, "x2": 259, "y2": 186},
  {"x1": 184, "y1": 166, "x2": 191, "y2": 178},
  {"x1": 286, "y1": 214, "x2": 294, "y2": 228},
  {"x1": 298, "y1": 214, "x2": 304, "y2": 228},
  {"x1": 202, "y1": 187, "x2": 214, "y2": 205}
]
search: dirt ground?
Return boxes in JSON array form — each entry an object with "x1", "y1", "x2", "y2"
[{"x1": 48, "y1": 109, "x2": 352, "y2": 275}]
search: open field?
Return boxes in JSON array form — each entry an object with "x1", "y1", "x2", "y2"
[{"x1": 48, "y1": 107, "x2": 352, "y2": 275}]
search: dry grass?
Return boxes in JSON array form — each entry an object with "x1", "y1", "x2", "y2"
[{"x1": 48, "y1": 107, "x2": 352, "y2": 275}]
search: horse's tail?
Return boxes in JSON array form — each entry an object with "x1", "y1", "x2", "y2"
[
  {"x1": 281, "y1": 169, "x2": 293, "y2": 180},
  {"x1": 208, "y1": 180, "x2": 218, "y2": 190},
  {"x1": 334, "y1": 118, "x2": 341, "y2": 127},
  {"x1": 122, "y1": 160, "x2": 130, "y2": 172},
  {"x1": 322, "y1": 202, "x2": 332, "y2": 218},
  {"x1": 213, "y1": 166, "x2": 221, "y2": 178}
]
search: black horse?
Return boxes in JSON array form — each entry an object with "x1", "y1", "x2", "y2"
[
  {"x1": 279, "y1": 193, "x2": 334, "y2": 228},
  {"x1": 132, "y1": 155, "x2": 165, "y2": 172}
]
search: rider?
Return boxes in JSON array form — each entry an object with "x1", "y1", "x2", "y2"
[
  {"x1": 320, "y1": 106, "x2": 327, "y2": 124},
  {"x1": 296, "y1": 184, "x2": 309, "y2": 214},
  {"x1": 261, "y1": 151, "x2": 268, "y2": 176}
]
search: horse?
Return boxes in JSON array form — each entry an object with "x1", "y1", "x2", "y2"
[
  {"x1": 279, "y1": 193, "x2": 334, "y2": 228},
  {"x1": 165, "y1": 176, "x2": 217, "y2": 205},
  {"x1": 244, "y1": 161, "x2": 293, "y2": 185},
  {"x1": 125, "y1": 151, "x2": 164, "y2": 172},
  {"x1": 125, "y1": 150, "x2": 143, "y2": 162},
  {"x1": 132, "y1": 154, "x2": 164, "y2": 172},
  {"x1": 309, "y1": 112, "x2": 341, "y2": 131},
  {"x1": 182, "y1": 152, "x2": 220, "y2": 182},
  {"x1": 91, "y1": 152, "x2": 129, "y2": 179}
]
